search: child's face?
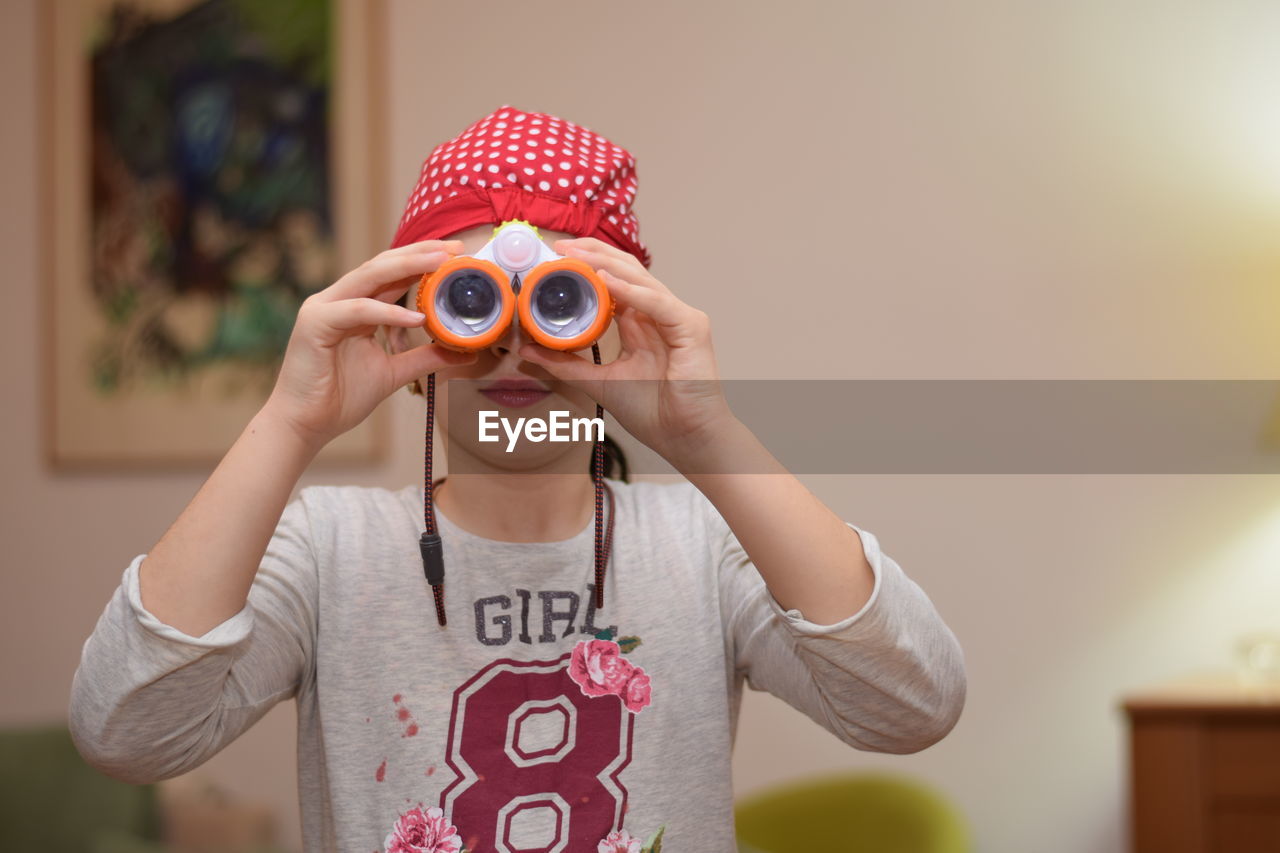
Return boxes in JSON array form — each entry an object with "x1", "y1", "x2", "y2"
[{"x1": 387, "y1": 224, "x2": 623, "y2": 473}]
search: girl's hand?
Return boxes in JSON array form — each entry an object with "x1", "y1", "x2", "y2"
[
  {"x1": 263, "y1": 240, "x2": 477, "y2": 451},
  {"x1": 518, "y1": 237, "x2": 737, "y2": 470}
]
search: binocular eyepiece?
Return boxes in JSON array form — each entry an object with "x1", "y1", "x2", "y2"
[{"x1": 415, "y1": 220, "x2": 614, "y2": 352}]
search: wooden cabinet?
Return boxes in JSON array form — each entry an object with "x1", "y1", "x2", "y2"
[{"x1": 1122, "y1": 672, "x2": 1280, "y2": 853}]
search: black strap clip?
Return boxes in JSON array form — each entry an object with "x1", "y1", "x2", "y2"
[{"x1": 419, "y1": 532, "x2": 445, "y2": 585}]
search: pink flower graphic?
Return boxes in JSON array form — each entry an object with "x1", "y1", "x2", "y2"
[
  {"x1": 568, "y1": 639, "x2": 636, "y2": 697},
  {"x1": 597, "y1": 828, "x2": 643, "y2": 853},
  {"x1": 621, "y1": 668, "x2": 652, "y2": 713},
  {"x1": 384, "y1": 804, "x2": 462, "y2": 853}
]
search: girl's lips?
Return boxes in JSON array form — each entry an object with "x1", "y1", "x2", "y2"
[{"x1": 479, "y1": 388, "x2": 551, "y2": 408}]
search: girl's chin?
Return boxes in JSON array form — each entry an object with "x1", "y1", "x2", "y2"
[{"x1": 446, "y1": 450, "x2": 588, "y2": 476}]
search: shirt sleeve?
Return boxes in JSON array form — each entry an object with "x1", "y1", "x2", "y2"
[
  {"x1": 708, "y1": 495, "x2": 967, "y2": 754},
  {"x1": 68, "y1": 490, "x2": 319, "y2": 784}
]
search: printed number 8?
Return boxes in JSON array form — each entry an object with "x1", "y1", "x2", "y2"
[{"x1": 441, "y1": 658, "x2": 636, "y2": 851}]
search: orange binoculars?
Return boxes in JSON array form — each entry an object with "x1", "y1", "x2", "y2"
[{"x1": 414, "y1": 220, "x2": 614, "y2": 352}]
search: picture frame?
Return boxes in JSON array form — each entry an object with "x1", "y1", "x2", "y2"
[{"x1": 40, "y1": 0, "x2": 389, "y2": 469}]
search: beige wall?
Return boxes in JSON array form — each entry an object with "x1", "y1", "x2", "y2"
[{"x1": 5, "y1": 1, "x2": 1280, "y2": 851}]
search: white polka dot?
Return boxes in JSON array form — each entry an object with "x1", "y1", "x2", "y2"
[
  {"x1": 507, "y1": 172, "x2": 517, "y2": 181},
  {"x1": 444, "y1": 177, "x2": 452, "y2": 186},
  {"x1": 547, "y1": 136, "x2": 558, "y2": 144},
  {"x1": 538, "y1": 180, "x2": 550, "y2": 191},
  {"x1": 530, "y1": 127, "x2": 541, "y2": 135},
  {"x1": 559, "y1": 161, "x2": 572, "y2": 170},
  {"x1": 508, "y1": 144, "x2": 519, "y2": 151},
  {"x1": 497, "y1": 111, "x2": 509, "y2": 119},
  {"x1": 490, "y1": 140, "x2": 501, "y2": 147},
  {"x1": 513, "y1": 114, "x2": 525, "y2": 122},
  {"x1": 487, "y1": 164, "x2": 499, "y2": 173},
  {"x1": 569, "y1": 193, "x2": 577, "y2": 202},
  {"x1": 523, "y1": 184, "x2": 532, "y2": 191},
  {"x1": 562, "y1": 148, "x2": 573, "y2": 156},
  {"x1": 460, "y1": 175, "x2": 469, "y2": 184},
  {"x1": 524, "y1": 152, "x2": 537, "y2": 160},
  {"x1": 574, "y1": 175, "x2": 584, "y2": 185},
  {"x1": 523, "y1": 167, "x2": 535, "y2": 176},
  {"x1": 541, "y1": 163, "x2": 553, "y2": 173},
  {"x1": 531, "y1": 118, "x2": 542, "y2": 125},
  {"x1": 495, "y1": 121, "x2": 507, "y2": 128},
  {"x1": 557, "y1": 177, "x2": 569, "y2": 187},
  {"x1": 526, "y1": 139, "x2": 538, "y2": 147},
  {"x1": 477, "y1": 179, "x2": 486, "y2": 187},
  {"x1": 430, "y1": 168, "x2": 438, "y2": 177},
  {"x1": 435, "y1": 195, "x2": 442, "y2": 203},
  {"x1": 492, "y1": 182, "x2": 502, "y2": 188},
  {"x1": 505, "y1": 156, "x2": 518, "y2": 164},
  {"x1": 591, "y1": 176, "x2": 601, "y2": 184},
  {"x1": 489, "y1": 151, "x2": 500, "y2": 158},
  {"x1": 431, "y1": 181, "x2": 439, "y2": 190},
  {"x1": 449, "y1": 190, "x2": 458, "y2": 197}
]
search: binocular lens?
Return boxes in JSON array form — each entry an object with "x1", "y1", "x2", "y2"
[
  {"x1": 529, "y1": 273, "x2": 597, "y2": 338},
  {"x1": 438, "y1": 272, "x2": 502, "y2": 335},
  {"x1": 448, "y1": 274, "x2": 496, "y2": 323},
  {"x1": 535, "y1": 275, "x2": 584, "y2": 326}
]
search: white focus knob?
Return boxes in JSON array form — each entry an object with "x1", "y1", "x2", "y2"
[{"x1": 493, "y1": 226, "x2": 538, "y2": 271}]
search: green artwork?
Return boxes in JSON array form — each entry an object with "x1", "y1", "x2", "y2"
[{"x1": 88, "y1": 0, "x2": 335, "y2": 396}]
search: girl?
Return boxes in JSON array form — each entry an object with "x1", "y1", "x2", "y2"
[{"x1": 70, "y1": 105, "x2": 966, "y2": 853}]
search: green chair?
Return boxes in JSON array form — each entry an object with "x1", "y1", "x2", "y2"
[
  {"x1": 0, "y1": 723, "x2": 165, "y2": 853},
  {"x1": 734, "y1": 771, "x2": 972, "y2": 853}
]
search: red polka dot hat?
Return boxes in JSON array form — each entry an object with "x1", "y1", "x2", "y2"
[{"x1": 389, "y1": 104, "x2": 651, "y2": 269}]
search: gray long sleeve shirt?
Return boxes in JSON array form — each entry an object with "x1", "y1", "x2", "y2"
[{"x1": 69, "y1": 480, "x2": 966, "y2": 853}]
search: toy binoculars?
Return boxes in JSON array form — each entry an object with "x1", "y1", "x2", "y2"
[{"x1": 415, "y1": 220, "x2": 614, "y2": 352}]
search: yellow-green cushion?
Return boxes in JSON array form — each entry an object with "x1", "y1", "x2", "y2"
[
  {"x1": 0, "y1": 724, "x2": 161, "y2": 853},
  {"x1": 734, "y1": 771, "x2": 971, "y2": 853}
]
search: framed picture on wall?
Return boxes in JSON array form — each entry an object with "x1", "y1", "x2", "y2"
[{"x1": 41, "y1": 0, "x2": 388, "y2": 468}]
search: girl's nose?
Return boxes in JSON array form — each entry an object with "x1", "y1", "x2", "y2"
[{"x1": 489, "y1": 312, "x2": 532, "y2": 359}]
